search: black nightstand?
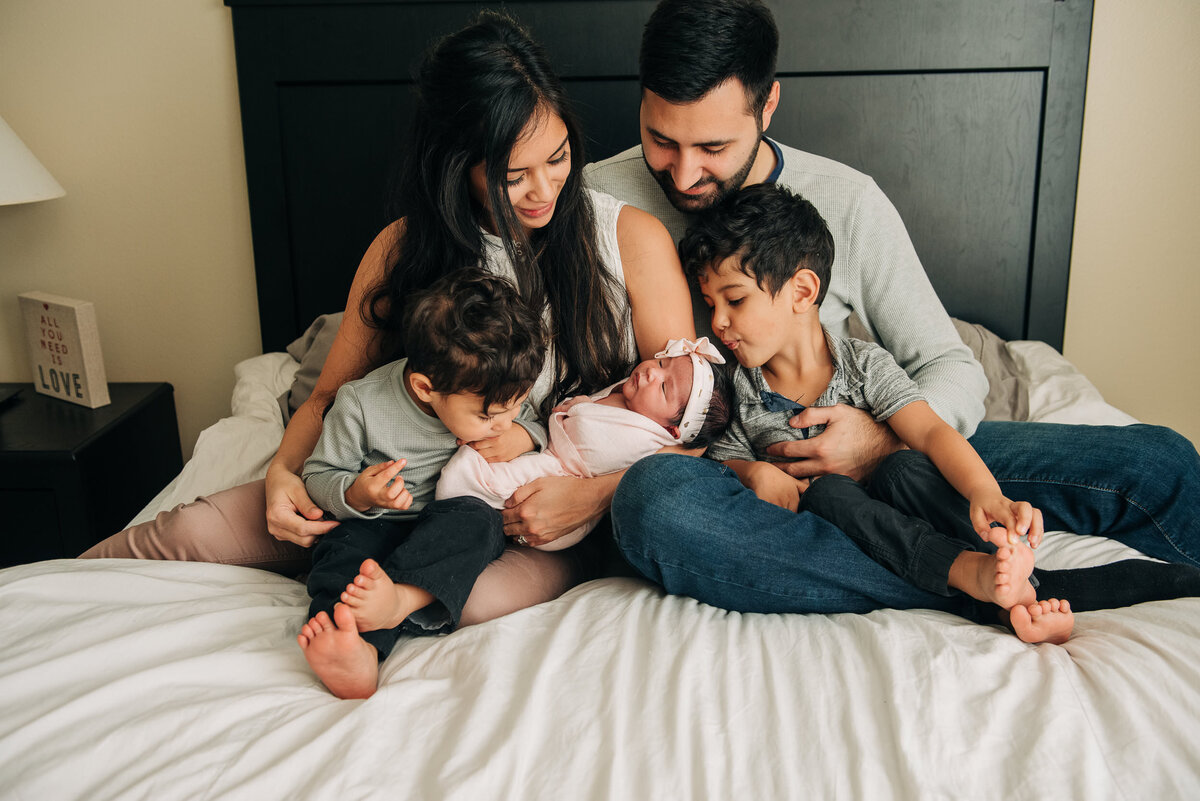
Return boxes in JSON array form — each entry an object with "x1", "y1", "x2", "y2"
[{"x1": 0, "y1": 383, "x2": 183, "y2": 566}]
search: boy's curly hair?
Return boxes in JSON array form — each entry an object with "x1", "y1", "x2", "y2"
[
  {"x1": 403, "y1": 270, "x2": 546, "y2": 409},
  {"x1": 679, "y1": 184, "x2": 835, "y2": 304}
]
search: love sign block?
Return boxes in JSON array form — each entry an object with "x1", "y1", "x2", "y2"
[{"x1": 18, "y1": 291, "x2": 110, "y2": 408}]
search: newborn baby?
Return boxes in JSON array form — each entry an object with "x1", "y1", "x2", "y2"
[{"x1": 436, "y1": 338, "x2": 731, "y2": 550}]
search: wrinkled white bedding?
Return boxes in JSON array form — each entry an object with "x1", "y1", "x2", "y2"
[{"x1": 2, "y1": 346, "x2": 1197, "y2": 800}]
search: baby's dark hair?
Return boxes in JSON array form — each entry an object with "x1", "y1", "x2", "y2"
[
  {"x1": 403, "y1": 270, "x2": 546, "y2": 410},
  {"x1": 671, "y1": 362, "x2": 734, "y2": 449},
  {"x1": 679, "y1": 184, "x2": 835, "y2": 304}
]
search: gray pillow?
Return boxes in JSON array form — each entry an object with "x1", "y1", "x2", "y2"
[
  {"x1": 848, "y1": 314, "x2": 1030, "y2": 422},
  {"x1": 950, "y1": 318, "x2": 1030, "y2": 422},
  {"x1": 278, "y1": 312, "x2": 344, "y2": 422}
]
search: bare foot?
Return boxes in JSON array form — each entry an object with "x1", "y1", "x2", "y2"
[
  {"x1": 1009, "y1": 598, "x2": 1073, "y2": 644},
  {"x1": 297, "y1": 603, "x2": 378, "y2": 699},
  {"x1": 949, "y1": 544, "x2": 1037, "y2": 609},
  {"x1": 341, "y1": 558, "x2": 433, "y2": 633},
  {"x1": 992, "y1": 545, "x2": 1037, "y2": 608}
]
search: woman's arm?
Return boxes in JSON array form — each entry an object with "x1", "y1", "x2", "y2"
[
  {"x1": 887, "y1": 401, "x2": 1042, "y2": 547},
  {"x1": 618, "y1": 205, "x2": 696, "y2": 357},
  {"x1": 502, "y1": 205, "x2": 695, "y2": 544},
  {"x1": 264, "y1": 221, "x2": 401, "y2": 546}
]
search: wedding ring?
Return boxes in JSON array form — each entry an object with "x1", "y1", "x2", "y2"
[{"x1": 515, "y1": 535, "x2": 529, "y2": 547}]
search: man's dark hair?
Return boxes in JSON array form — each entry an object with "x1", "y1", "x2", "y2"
[
  {"x1": 640, "y1": 0, "x2": 778, "y2": 117},
  {"x1": 679, "y1": 184, "x2": 835, "y2": 305},
  {"x1": 403, "y1": 270, "x2": 546, "y2": 410}
]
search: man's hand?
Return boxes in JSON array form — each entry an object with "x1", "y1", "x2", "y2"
[
  {"x1": 264, "y1": 466, "x2": 339, "y2": 547},
  {"x1": 502, "y1": 473, "x2": 617, "y2": 547},
  {"x1": 764, "y1": 404, "x2": 902, "y2": 481},
  {"x1": 345, "y1": 459, "x2": 413, "y2": 513},
  {"x1": 461, "y1": 424, "x2": 535, "y2": 463}
]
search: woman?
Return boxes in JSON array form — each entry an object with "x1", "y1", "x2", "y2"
[{"x1": 82, "y1": 12, "x2": 694, "y2": 624}]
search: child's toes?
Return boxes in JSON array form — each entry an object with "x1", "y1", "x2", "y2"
[{"x1": 359, "y1": 558, "x2": 386, "y2": 580}]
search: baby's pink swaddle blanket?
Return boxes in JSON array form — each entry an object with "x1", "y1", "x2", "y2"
[{"x1": 435, "y1": 389, "x2": 679, "y2": 550}]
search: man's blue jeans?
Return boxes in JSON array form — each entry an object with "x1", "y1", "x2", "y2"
[{"x1": 610, "y1": 422, "x2": 1200, "y2": 614}]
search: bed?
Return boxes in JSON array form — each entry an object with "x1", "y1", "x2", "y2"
[{"x1": 4, "y1": 1, "x2": 1200, "y2": 798}]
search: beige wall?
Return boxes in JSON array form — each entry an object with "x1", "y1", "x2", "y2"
[
  {"x1": 0, "y1": 0, "x2": 260, "y2": 458},
  {"x1": 1066, "y1": 0, "x2": 1200, "y2": 447},
  {"x1": 1, "y1": 1, "x2": 1196, "y2": 462}
]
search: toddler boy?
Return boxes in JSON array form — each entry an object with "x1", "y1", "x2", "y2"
[{"x1": 298, "y1": 270, "x2": 546, "y2": 697}]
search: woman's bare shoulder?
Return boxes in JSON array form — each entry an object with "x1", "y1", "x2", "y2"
[
  {"x1": 352, "y1": 218, "x2": 406, "y2": 287},
  {"x1": 614, "y1": 204, "x2": 677, "y2": 271},
  {"x1": 615, "y1": 203, "x2": 671, "y2": 243}
]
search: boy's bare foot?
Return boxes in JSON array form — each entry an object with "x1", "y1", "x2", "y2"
[
  {"x1": 992, "y1": 545, "x2": 1037, "y2": 608},
  {"x1": 297, "y1": 603, "x2": 378, "y2": 699},
  {"x1": 949, "y1": 544, "x2": 1037, "y2": 609},
  {"x1": 341, "y1": 558, "x2": 433, "y2": 633},
  {"x1": 1009, "y1": 598, "x2": 1073, "y2": 644}
]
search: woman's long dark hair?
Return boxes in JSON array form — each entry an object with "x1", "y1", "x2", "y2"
[{"x1": 365, "y1": 11, "x2": 631, "y2": 415}]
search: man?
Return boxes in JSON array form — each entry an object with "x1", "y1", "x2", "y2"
[{"x1": 584, "y1": 0, "x2": 1200, "y2": 614}]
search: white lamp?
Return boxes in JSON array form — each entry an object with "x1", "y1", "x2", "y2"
[
  {"x1": 1, "y1": 114, "x2": 65, "y2": 406},
  {"x1": 0, "y1": 114, "x2": 65, "y2": 206}
]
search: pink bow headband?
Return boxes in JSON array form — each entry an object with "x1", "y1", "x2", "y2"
[{"x1": 654, "y1": 337, "x2": 726, "y2": 444}]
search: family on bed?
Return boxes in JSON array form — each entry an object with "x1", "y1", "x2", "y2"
[{"x1": 82, "y1": 0, "x2": 1200, "y2": 700}]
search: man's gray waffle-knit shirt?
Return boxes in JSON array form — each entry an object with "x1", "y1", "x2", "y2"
[
  {"x1": 706, "y1": 331, "x2": 924, "y2": 464},
  {"x1": 303, "y1": 358, "x2": 546, "y2": 521},
  {"x1": 583, "y1": 140, "x2": 987, "y2": 436}
]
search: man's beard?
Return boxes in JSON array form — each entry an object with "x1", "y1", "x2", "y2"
[{"x1": 644, "y1": 136, "x2": 760, "y2": 214}]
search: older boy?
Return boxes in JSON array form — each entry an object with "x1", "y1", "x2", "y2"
[{"x1": 682, "y1": 184, "x2": 1077, "y2": 642}]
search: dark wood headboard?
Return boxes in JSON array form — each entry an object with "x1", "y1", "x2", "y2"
[{"x1": 225, "y1": 0, "x2": 1092, "y2": 352}]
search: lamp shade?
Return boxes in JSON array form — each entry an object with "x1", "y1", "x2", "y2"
[{"x1": 0, "y1": 114, "x2": 66, "y2": 205}]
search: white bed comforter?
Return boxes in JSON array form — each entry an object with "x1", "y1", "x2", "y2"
[{"x1": 1, "y1": 347, "x2": 1198, "y2": 800}]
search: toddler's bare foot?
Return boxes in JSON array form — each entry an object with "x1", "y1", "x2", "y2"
[
  {"x1": 991, "y1": 544, "x2": 1037, "y2": 608},
  {"x1": 949, "y1": 545, "x2": 1037, "y2": 609},
  {"x1": 341, "y1": 558, "x2": 432, "y2": 632},
  {"x1": 297, "y1": 603, "x2": 378, "y2": 699},
  {"x1": 1009, "y1": 598, "x2": 1073, "y2": 644}
]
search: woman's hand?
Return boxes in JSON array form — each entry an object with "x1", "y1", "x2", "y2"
[
  {"x1": 765, "y1": 404, "x2": 902, "y2": 482},
  {"x1": 461, "y1": 424, "x2": 535, "y2": 463},
  {"x1": 345, "y1": 459, "x2": 413, "y2": 513},
  {"x1": 264, "y1": 465, "x2": 340, "y2": 547},
  {"x1": 969, "y1": 490, "x2": 1044, "y2": 549},
  {"x1": 502, "y1": 473, "x2": 619, "y2": 547}
]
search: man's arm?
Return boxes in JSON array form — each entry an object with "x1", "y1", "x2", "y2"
[{"x1": 841, "y1": 186, "x2": 987, "y2": 435}]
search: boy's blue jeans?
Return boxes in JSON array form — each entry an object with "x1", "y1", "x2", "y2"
[{"x1": 610, "y1": 422, "x2": 1200, "y2": 615}]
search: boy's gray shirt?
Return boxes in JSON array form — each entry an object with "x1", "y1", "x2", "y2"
[
  {"x1": 707, "y1": 332, "x2": 925, "y2": 464},
  {"x1": 583, "y1": 140, "x2": 987, "y2": 436},
  {"x1": 303, "y1": 359, "x2": 547, "y2": 520}
]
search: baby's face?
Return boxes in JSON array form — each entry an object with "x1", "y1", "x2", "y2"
[
  {"x1": 429, "y1": 389, "x2": 528, "y2": 444},
  {"x1": 621, "y1": 354, "x2": 694, "y2": 430}
]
